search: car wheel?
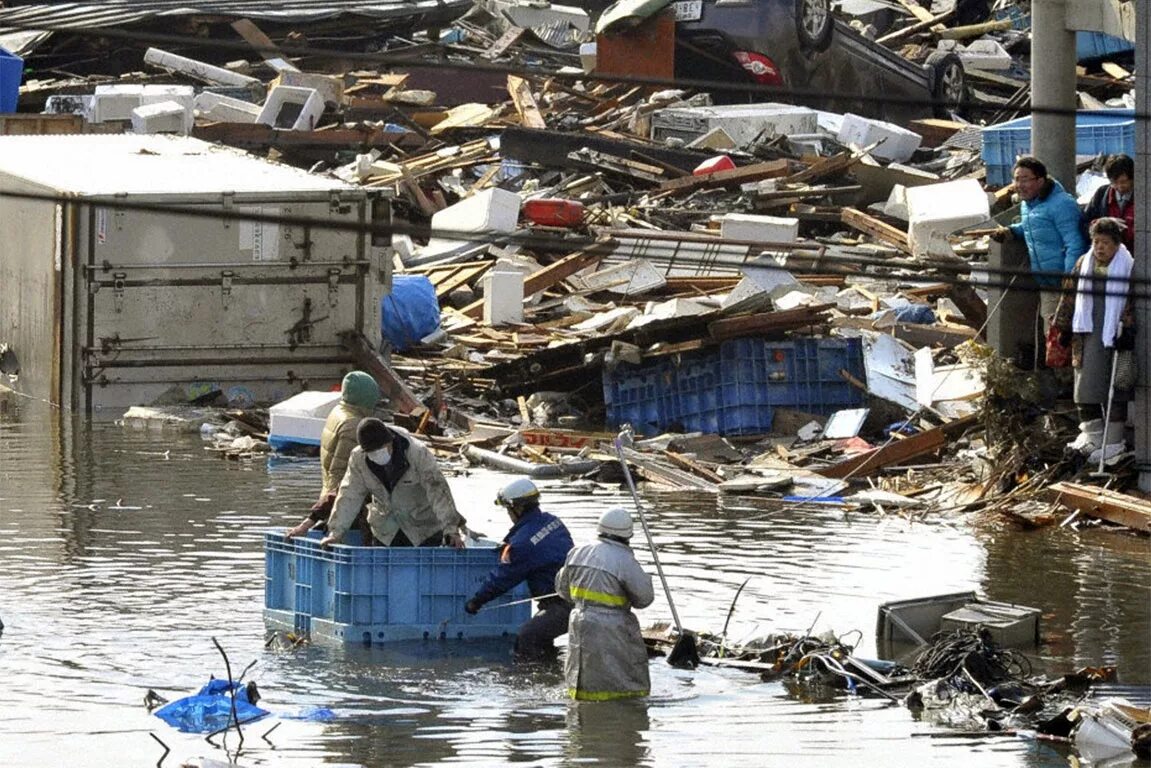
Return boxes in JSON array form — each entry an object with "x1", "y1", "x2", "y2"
[
  {"x1": 796, "y1": 0, "x2": 833, "y2": 52},
  {"x1": 926, "y1": 51, "x2": 967, "y2": 116}
]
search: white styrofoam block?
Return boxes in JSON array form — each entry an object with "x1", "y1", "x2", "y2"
[
  {"x1": 837, "y1": 112, "x2": 923, "y2": 163},
  {"x1": 92, "y1": 84, "x2": 146, "y2": 123},
  {"x1": 268, "y1": 390, "x2": 342, "y2": 445},
  {"x1": 906, "y1": 178, "x2": 990, "y2": 258},
  {"x1": 954, "y1": 39, "x2": 1011, "y2": 71},
  {"x1": 272, "y1": 71, "x2": 344, "y2": 106},
  {"x1": 720, "y1": 213, "x2": 800, "y2": 243},
  {"x1": 131, "y1": 100, "x2": 192, "y2": 135},
  {"x1": 194, "y1": 91, "x2": 261, "y2": 123},
  {"x1": 482, "y1": 267, "x2": 525, "y2": 326},
  {"x1": 579, "y1": 42, "x2": 597, "y2": 73},
  {"x1": 257, "y1": 85, "x2": 325, "y2": 131},
  {"x1": 423, "y1": 188, "x2": 522, "y2": 257},
  {"x1": 652, "y1": 103, "x2": 818, "y2": 147},
  {"x1": 141, "y1": 84, "x2": 195, "y2": 110}
]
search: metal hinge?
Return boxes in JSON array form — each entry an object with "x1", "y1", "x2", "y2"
[
  {"x1": 327, "y1": 268, "x2": 341, "y2": 307},
  {"x1": 112, "y1": 272, "x2": 126, "y2": 312},
  {"x1": 221, "y1": 270, "x2": 234, "y2": 309}
]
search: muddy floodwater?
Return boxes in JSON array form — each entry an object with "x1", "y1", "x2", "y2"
[{"x1": 1, "y1": 399, "x2": 1148, "y2": 768}]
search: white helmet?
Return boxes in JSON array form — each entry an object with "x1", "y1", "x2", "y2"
[
  {"x1": 496, "y1": 478, "x2": 540, "y2": 512},
  {"x1": 597, "y1": 507, "x2": 634, "y2": 540}
]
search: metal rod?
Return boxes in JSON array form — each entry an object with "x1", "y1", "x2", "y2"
[{"x1": 614, "y1": 434, "x2": 683, "y2": 635}]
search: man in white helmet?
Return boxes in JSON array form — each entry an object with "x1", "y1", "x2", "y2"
[
  {"x1": 555, "y1": 507, "x2": 655, "y2": 700},
  {"x1": 465, "y1": 478, "x2": 574, "y2": 662}
]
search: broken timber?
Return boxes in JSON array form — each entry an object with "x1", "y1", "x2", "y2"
[
  {"x1": 460, "y1": 243, "x2": 611, "y2": 320},
  {"x1": 816, "y1": 414, "x2": 979, "y2": 479},
  {"x1": 841, "y1": 207, "x2": 912, "y2": 253},
  {"x1": 343, "y1": 331, "x2": 429, "y2": 421},
  {"x1": 1047, "y1": 482, "x2": 1151, "y2": 534}
]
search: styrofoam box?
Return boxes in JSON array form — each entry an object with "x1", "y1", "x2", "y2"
[
  {"x1": 92, "y1": 84, "x2": 146, "y2": 123},
  {"x1": 423, "y1": 188, "x2": 522, "y2": 257},
  {"x1": 720, "y1": 213, "x2": 799, "y2": 243},
  {"x1": 194, "y1": 91, "x2": 261, "y2": 123},
  {"x1": 257, "y1": 85, "x2": 325, "y2": 131},
  {"x1": 651, "y1": 103, "x2": 818, "y2": 147},
  {"x1": 131, "y1": 100, "x2": 191, "y2": 135},
  {"x1": 268, "y1": 390, "x2": 341, "y2": 449},
  {"x1": 837, "y1": 113, "x2": 923, "y2": 163},
  {"x1": 906, "y1": 178, "x2": 989, "y2": 259}
]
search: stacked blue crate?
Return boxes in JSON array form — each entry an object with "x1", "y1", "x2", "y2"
[
  {"x1": 982, "y1": 110, "x2": 1135, "y2": 187},
  {"x1": 669, "y1": 354, "x2": 722, "y2": 434},
  {"x1": 602, "y1": 359, "x2": 675, "y2": 435}
]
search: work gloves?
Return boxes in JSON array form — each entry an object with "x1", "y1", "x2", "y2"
[{"x1": 464, "y1": 598, "x2": 483, "y2": 615}]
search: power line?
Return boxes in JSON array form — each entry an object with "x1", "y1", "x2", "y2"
[
  {"x1": 1, "y1": 186, "x2": 1146, "y2": 299},
  {"x1": 1, "y1": 17, "x2": 1141, "y2": 121}
]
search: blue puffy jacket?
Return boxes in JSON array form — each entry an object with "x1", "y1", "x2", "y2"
[
  {"x1": 1009, "y1": 179, "x2": 1086, "y2": 287},
  {"x1": 471, "y1": 507, "x2": 574, "y2": 607}
]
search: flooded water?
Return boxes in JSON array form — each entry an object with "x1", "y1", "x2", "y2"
[{"x1": 1, "y1": 398, "x2": 1148, "y2": 768}]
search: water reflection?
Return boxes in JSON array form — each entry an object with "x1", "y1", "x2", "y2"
[{"x1": 0, "y1": 398, "x2": 1147, "y2": 768}]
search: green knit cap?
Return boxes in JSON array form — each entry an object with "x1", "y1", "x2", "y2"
[{"x1": 341, "y1": 371, "x2": 380, "y2": 409}]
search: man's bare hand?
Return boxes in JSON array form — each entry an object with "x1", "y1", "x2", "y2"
[{"x1": 445, "y1": 532, "x2": 465, "y2": 549}]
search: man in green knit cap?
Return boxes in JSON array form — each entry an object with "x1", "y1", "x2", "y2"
[{"x1": 286, "y1": 371, "x2": 380, "y2": 540}]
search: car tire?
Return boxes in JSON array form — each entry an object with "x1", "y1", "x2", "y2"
[
  {"x1": 796, "y1": 0, "x2": 834, "y2": 52},
  {"x1": 926, "y1": 51, "x2": 967, "y2": 117}
]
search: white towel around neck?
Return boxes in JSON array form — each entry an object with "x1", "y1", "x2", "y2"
[{"x1": 1071, "y1": 244, "x2": 1133, "y2": 347}]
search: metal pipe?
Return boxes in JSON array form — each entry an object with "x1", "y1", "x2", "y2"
[{"x1": 462, "y1": 444, "x2": 599, "y2": 477}]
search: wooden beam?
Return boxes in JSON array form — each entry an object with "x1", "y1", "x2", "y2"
[
  {"x1": 841, "y1": 207, "x2": 912, "y2": 253},
  {"x1": 459, "y1": 243, "x2": 611, "y2": 320},
  {"x1": 707, "y1": 304, "x2": 835, "y2": 340},
  {"x1": 342, "y1": 331, "x2": 428, "y2": 419},
  {"x1": 876, "y1": 8, "x2": 955, "y2": 45},
  {"x1": 656, "y1": 159, "x2": 791, "y2": 194},
  {"x1": 507, "y1": 75, "x2": 547, "y2": 129},
  {"x1": 483, "y1": 26, "x2": 526, "y2": 60},
  {"x1": 817, "y1": 415, "x2": 979, "y2": 479},
  {"x1": 230, "y1": 18, "x2": 298, "y2": 72},
  {"x1": 1047, "y1": 482, "x2": 1151, "y2": 534}
]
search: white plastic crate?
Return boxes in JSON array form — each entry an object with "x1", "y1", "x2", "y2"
[{"x1": 837, "y1": 113, "x2": 923, "y2": 163}]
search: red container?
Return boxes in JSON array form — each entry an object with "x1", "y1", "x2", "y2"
[
  {"x1": 522, "y1": 198, "x2": 586, "y2": 227},
  {"x1": 693, "y1": 155, "x2": 736, "y2": 176}
]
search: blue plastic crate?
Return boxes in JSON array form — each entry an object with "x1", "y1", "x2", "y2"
[
  {"x1": 264, "y1": 533, "x2": 297, "y2": 612},
  {"x1": 717, "y1": 338, "x2": 865, "y2": 435},
  {"x1": 263, "y1": 531, "x2": 530, "y2": 645},
  {"x1": 603, "y1": 360, "x2": 676, "y2": 436},
  {"x1": 1076, "y1": 31, "x2": 1134, "y2": 62},
  {"x1": 982, "y1": 110, "x2": 1135, "y2": 186},
  {"x1": 0, "y1": 48, "x2": 22, "y2": 114},
  {"x1": 670, "y1": 355, "x2": 722, "y2": 434}
]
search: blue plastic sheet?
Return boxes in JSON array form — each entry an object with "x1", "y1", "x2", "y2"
[
  {"x1": 153, "y1": 679, "x2": 271, "y2": 733},
  {"x1": 894, "y1": 305, "x2": 936, "y2": 325},
  {"x1": 381, "y1": 275, "x2": 441, "y2": 351}
]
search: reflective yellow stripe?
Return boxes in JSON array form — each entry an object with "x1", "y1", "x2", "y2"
[
  {"x1": 568, "y1": 688, "x2": 649, "y2": 701},
  {"x1": 570, "y1": 586, "x2": 627, "y2": 606}
]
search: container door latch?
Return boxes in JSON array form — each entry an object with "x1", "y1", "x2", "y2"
[
  {"x1": 327, "y1": 268, "x2": 341, "y2": 307},
  {"x1": 221, "y1": 270, "x2": 234, "y2": 309},
  {"x1": 112, "y1": 272, "x2": 127, "y2": 313}
]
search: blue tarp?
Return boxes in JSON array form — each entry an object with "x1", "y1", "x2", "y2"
[
  {"x1": 153, "y1": 679, "x2": 270, "y2": 733},
  {"x1": 381, "y1": 275, "x2": 441, "y2": 351}
]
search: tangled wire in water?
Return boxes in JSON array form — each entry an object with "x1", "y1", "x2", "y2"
[{"x1": 912, "y1": 628, "x2": 1033, "y2": 692}]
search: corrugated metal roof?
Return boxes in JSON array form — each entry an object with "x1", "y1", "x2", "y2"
[{"x1": 0, "y1": 1, "x2": 470, "y2": 32}]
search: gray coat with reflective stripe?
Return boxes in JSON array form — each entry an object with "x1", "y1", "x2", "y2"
[{"x1": 555, "y1": 538, "x2": 655, "y2": 700}]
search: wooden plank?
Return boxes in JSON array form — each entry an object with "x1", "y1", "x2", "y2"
[
  {"x1": 817, "y1": 415, "x2": 978, "y2": 479},
  {"x1": 841, "y1": 207, "x2": 911, "y2": 253},
  {"x1": 707, "y1": 304, "x2": 835, "y2": 340},
  {"x1": 663, "y1": 450, "x2": 725, "y2": 484},
  {"x1": 507, "y1": 74, "x2": 547, "y2": 129},
  {"x1": 460, "y1": 243, "x2": 610, "y2": 320},
  {"x1": 876, "y1": 8, "x2": 954, "y2": 44},
  {"x1": 1047, "y1": 482, "x2": 1151, "y2": 534},
  {"x1": 0, "y1": 114, "x2": 83, "y2": 135},
  {"x1": 230, "y1": 18, "x2": 298, "y2": 72},
  {"x1": 342, "y1": 331, "x2": 428, "y2": 419},
  {"x1": 656, "y1": 159, "x2": 791, "y2": 194},
  {"x1": 482, "y1": 26, "x2": 526, "y2": 60}
]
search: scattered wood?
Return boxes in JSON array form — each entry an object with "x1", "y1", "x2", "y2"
[{"x1": 1047, "y1": 482, "x2": 1151, "y2": 534}]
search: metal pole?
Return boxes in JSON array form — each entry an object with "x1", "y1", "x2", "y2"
[
  {"x1": 614, "y1": 436, "x2": 684, "y2": 635},
  {"x1": 1030, "y1": 0, "x2": 1078, "y2": 189},
  {"x1": 1135, "y1": 2, "x2": 1150, "y2": 491}
]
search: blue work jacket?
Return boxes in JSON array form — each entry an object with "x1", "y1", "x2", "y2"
[
  {"x1": 1009, "y1": 179, "x2": 1086, "y2": 287},
  {"x1": 472, "y1": 507, "x2": 574, "y2": 606}
]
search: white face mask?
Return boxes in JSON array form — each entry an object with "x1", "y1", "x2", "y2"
[{"x1": 367, "y1": 447, "x2": 391, "y2": 465}]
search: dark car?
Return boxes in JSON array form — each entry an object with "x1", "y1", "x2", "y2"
[{"x1": 673, "y1": 0, "x2": 967, "y2": 121}]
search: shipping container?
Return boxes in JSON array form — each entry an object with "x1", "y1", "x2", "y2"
[{"x1": 0, "y1": 134, "x2": 392, "y2": 416}]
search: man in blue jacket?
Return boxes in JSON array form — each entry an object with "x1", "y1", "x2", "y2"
[
  {"x1": 465, "y1": 478, "x2": 574, "y2": 662},
  {"x1": 994, "y1": 156, "x2": 1087, "y2": 343}
]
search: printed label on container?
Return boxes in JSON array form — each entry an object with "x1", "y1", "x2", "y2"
[{"x1": 239, "y1": 206, "x2": 281, "y2": 261}]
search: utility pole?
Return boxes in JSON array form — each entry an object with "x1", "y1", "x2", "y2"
[
  {"x1": 1134, "y1": 3, "x2": 1149, "y2": 491},
  {"x1": 1030, "y1": 0, "x2": 1078, "y2": 189}
]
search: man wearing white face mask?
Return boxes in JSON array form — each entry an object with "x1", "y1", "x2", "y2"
[{"x1": 321, "y1": 418, "x2": 466, "y2": 548}]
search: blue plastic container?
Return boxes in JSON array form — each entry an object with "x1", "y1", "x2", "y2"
[
  {"x1": 602, "y1": 337, "x2": 865, "y2": 436},
  {"x1": 1076, "y1": 31, "x2": 1134, "y2": 62},
  {"x1": 263, "y1": 531, "x2": 529, "y2": 645},
  {"x1": 603, "y1": 359, "x2": 675, "y2": 436},
  {"x1": 0, "y1": 48, "x2": 21, "y2": 113},
  {"x1": 982, "y1": 110, "x2": 1135, "y2": 187}
]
